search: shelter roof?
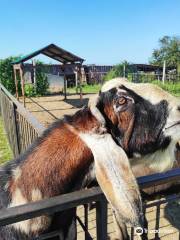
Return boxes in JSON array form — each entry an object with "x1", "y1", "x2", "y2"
[{"x1": 12, "y1": 44, "x2": 84, "y2": 64}]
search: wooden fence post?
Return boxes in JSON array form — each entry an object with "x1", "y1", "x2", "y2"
[{"x1": 162, "y1": 60, "x2": 166, "y2": 84}]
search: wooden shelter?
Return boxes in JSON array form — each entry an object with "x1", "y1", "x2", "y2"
[{"x1": 12, "y1": 44, "x2": 84, "y2": 106}]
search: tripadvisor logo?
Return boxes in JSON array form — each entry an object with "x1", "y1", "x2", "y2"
[
  {"x1": 134, "y1": 227, "x2": 173, "y2": 235},
  {"x1": 134, "y1": 227, "x2": 144, "y2": 236}
]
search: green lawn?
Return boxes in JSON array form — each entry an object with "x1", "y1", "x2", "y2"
[
  {"x1": 0, "y1": 116, "x2": 13, "y2": 165},
  {"x1": 151, "y1": 81, "x2": 180, "y2": 97},
  {"x1": 68, "y1": 82, "x2": 180, "y2": 97},
  {"x1": 68, "y1": 84, "x2": 102, "y2": 94}
]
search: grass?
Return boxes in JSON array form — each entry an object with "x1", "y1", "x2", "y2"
[
  {"x1": 68, "y1": 84, "x2": 101, "y2": 94},
  {"x1": 69, "y1": 81, "x2": 180, "y2": 97},
  {"x1": 0, "y1": 116, "x2": 13, "y2": 165},
  {"x1": 151, "y1": 81, "x2": 180, "y2": 97}
]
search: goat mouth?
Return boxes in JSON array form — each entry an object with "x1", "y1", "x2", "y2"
[
  {"x1": 175, "y1": 142, "x2": 180, "y2": 163},
  {"x1": 165, "y1": 121, "x2": 180, "y2": 130}
]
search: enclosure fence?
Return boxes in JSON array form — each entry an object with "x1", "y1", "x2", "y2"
[
  {"x1": 0, "y1": 83, "x2": 45, "y2": 157},
  {"x1": 0, "y1": 83, "x2": 180, "y2": 239},
  {"x1": 127, "y1": 73, "x2": 180, "y2": 83},
  {"x1": 86, "y1": 72, "x2": 180, "y2": 85}
]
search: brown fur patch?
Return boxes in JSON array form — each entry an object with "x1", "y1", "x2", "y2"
[
  {"x1": 118, "y1": 110, "x2": 134, "y2": 150},
  {"x1": 9, "y1": 109, "x2": 99, "y2": 201},
  {"x1": 103, "y1": 103, "x2": 118, "y2": 126}
]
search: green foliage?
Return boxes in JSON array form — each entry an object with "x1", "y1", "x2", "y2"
[
  {"x1": 151, "y1": 80, "x2": 180, "y2": 97},
  {"x1": 24, "y1": 84, "x2": 36, "y2": 97},
  {"x1": 35, "y1": 62, "x2": 49, "y2": 96},
  {"x1": 0, "y1": 56, "x2": 20, "y2": 94},
  {"x1": 24, "y1": 61, "x2": 49, "y2": 97},
  {"x1": 104, "y1": 61, "x2": 135, "y2": 81},
  {"x1": 150, "y1": 36, "x2": 180, "y2": 68},
  {"x1": 0, "y1": 57, "x2": 49, "y2": 97}
]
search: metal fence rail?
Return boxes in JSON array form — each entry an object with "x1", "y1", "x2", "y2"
[
  {"x1": 0, "y1": 187, "x2": 108, "y2": 240},
  {"x1": 0, "y1": 169, "x2": 179, "y2": 240},
  {"x1": 0, "y1": 83, "x2": 45, "y2": 157}
]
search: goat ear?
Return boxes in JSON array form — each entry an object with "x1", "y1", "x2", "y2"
[
  {"x1": 80, "y1": 132, "x2": 143, "y2": 227},
  {"x1": 88, "y1": 94, "x2": 106, "y2": 127}
]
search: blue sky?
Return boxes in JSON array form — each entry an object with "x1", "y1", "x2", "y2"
[{"x1": 0, "y1": 0, "x2": 180, "y2": 65}]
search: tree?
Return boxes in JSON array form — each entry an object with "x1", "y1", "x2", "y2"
[
  {"x1": 0, "y1": 56, "x2": 20, "y2": 94},
  {"x1": 0, "y1": 57, "x2": 49, "y2": 97},
  {"x1": 150, "y1": 36, "x2": 180, "y2": 68},
  {"x1": 104, "y1": 61, "x2": 135, "y2": 81},
  {"x1": 24, "y1": 61, "x2": 49, "y2": 97},
  {"x1": 35, "y1": 61, "x2": 49, "y2": 95}
]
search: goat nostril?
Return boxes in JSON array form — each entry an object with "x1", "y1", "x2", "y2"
[{"x1": 138, "y1": 213, "x2": 145, "y2": 228}]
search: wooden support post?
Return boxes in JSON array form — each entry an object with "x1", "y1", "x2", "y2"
[
  {"x1": 123, "y1": 64, "x2": 126, "y2": 78},
  {"x1": 13, "y1": 66, "x2": 19, "y2": 100},
  {"x1": 64, "y1": 73, "x2": 67, "y2": 100},
  {"x1": 75, "y1": 68, "x2": 78, "y2": 88},
  {"x1": 32, "y1": 59, "x2": 36, "y2": 89},
  {"x1": 162, "y1": 60, "x2": 166, "y2": 84},
  {"x1": 78, "y1": 65, "x2": 83, "y2": 101},
  {"x1": 19, "y1": 64, "x2": 25, "y2": 107},
  {"x1": 61, "y1": 64, "x2": 67, "y2": 100},
  {"x1": 74, "y1": 66, "x2": 78, "y2": 94}
]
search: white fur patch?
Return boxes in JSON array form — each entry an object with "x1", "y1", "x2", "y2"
[
  {"x1": 101, "y1": 78, "x2": 128, "y2": 92},
  {"x1": 9, "y1": 188, "x2": 27, "y2": 208},
  {"x1": 79, "y1": 132, "x2": 142, "y2": 226},
  {"x1": 32, "y1": 188, "x2": 43, "y2": 201},
  {"x1": 130, "y1": 141, "x2": 175, "y2": 173},
  {"x1": 101, "y1": 77, "x2": 175, "y2": 104},
  {"x1": 30, "y1": 216, "x2": 51, "y2": 233},
  {"x1": 12, "y1": 167, "x2": 22, "y2": 182},
  {"x1": 11, "y1": 215, "x2": 51, "y2": 235},
  {"x1": 9, "y1": 188, "x2": 30, "y2": 234},
  {"x1": 9, "y1": 188, "x2": 50, "y2": 234},
  {"x1": 12, "y1": 218, "x2": 31, "y2": 234}
]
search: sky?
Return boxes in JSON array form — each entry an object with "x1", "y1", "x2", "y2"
[{"x1": 0, "y1": 0, "x2": 180, "y2": 65}]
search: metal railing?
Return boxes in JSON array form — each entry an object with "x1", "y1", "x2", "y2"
[
  {"x1": 0, "y1": 187, "x2": 108, "y2": 240},
  {"x1": 0, "y1": 169, "x2": 179, "y2": 239},
  {"x1": 0, "y1": 83, "x2": 45, "y2": 157}
]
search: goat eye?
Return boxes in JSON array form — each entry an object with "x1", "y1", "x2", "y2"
[{"x1": 118, "y1": 97, "x2": 126, "y2": 105}]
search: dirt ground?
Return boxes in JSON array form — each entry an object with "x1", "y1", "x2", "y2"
[
  {"x1": 23, "y1": 93, "x2": 94, "y2": 127},
  {"x1": 24, "y1": 93, "x2": 180, "y2": 239}
]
